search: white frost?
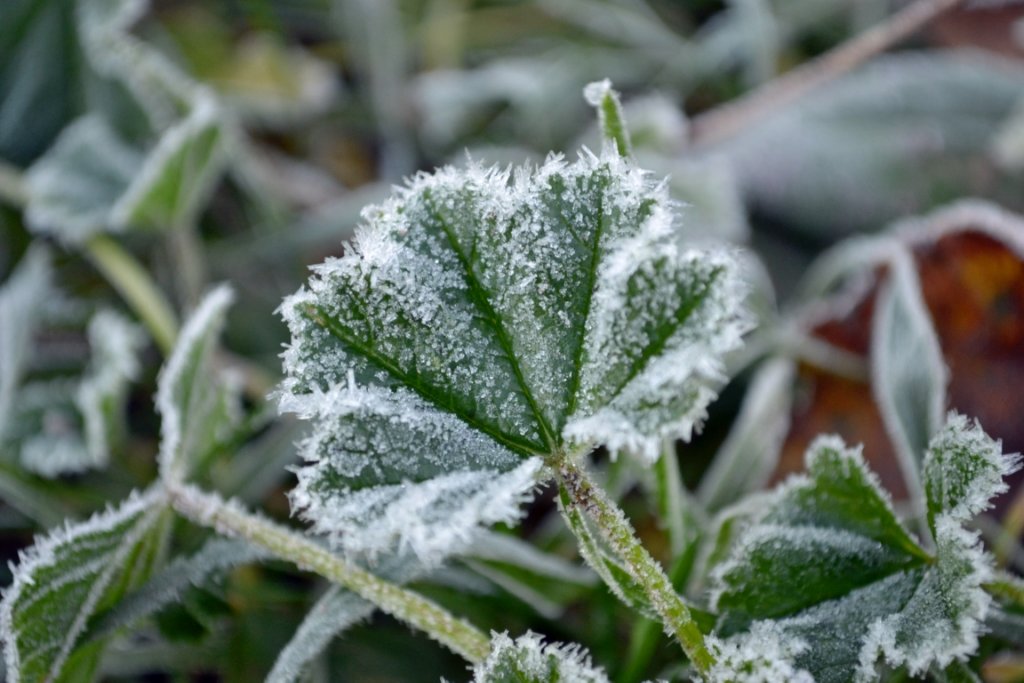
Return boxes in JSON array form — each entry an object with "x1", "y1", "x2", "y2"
[{"x1": 472, "y1": 631, "x2": 610, "y2": 683}]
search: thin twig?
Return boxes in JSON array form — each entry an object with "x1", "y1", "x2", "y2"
[{"x1": 689, "y1": 0, "x2": 965, "y2": 148}]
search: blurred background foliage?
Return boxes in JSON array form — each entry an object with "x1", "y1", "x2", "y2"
[{"x1": 3, "y1": 0, "x2": 1024, "y2": 680}]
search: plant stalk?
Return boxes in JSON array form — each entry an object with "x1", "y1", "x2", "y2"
[
  {"x1": 167, "y1": 483, "x2": 492, "y2": 664},
  {"x1": 84, "y1": 235, "x2": 179, "y2": 355},
  {"x1": 557, "y1": 457, "x2": 713, "y2": 673}
]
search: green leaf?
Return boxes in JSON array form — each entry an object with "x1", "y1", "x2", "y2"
[
  {"x1": 0, "y1": 487, "x2": 170, "y2": 683},
  {"x1": 710, "y1": 416, "x2": 1014, "y2": 682},
  {"x1": 110, "y1": 95, "x2": 226, "y2": 231},
  {"x1": 157, "y1": 285, "x2": 240, "y2": 485},
  {"x1": 0, "y1": 0, "x2": 84, "y2": 166},
  {"x1": 280, "y1": 149, "x2": 749, "y2": 566},
  {"x1": 472, "y1": 632, "x2": 610, "y2": 683}
]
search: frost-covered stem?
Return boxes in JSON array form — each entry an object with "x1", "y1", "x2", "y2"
[
  {"x1": 84, "y1": 236, "x2": 179, "y2": 356},
  {"x1": 0, "y1": 160, "x2": 27, "y2": 209},
  {"x1": 557, "y1": 457, "x2": 713, "y2": 673},
  {"x1": 689, "y1": 0, "x2": 964, "y2": 147},
  {"x1": 166, "y1": 483, "x2": 492, "y2": 664}
]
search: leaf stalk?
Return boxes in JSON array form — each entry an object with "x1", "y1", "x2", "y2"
[
  {"x1": 166, "y1": 482, "x2": 492, "y2": 664},
  {"x1": 556, "y1": 457, "x2": 713, "y2": 673}
]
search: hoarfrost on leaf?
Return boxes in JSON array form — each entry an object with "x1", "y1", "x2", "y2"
[
  {"x1": 0, "y1": 487, "x2": 169, "y2": 683},
  {"x1": 704, "y1": 622, "x2": 814, "y2": 683},
  {"x1": 280, "y1": 149, "x2": 749, "y2": 565},
  {"x1": 710, "y1": 414, "x2": 1012, "y2": 682},
  {"x1": 471, "y1": 631, "x2": 610, "y2": 683}
]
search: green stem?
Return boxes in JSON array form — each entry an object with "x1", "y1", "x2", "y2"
[
  {"x1": 84, "y1": 235, "x2": 179, "y2": 355},
  {"x1": 557, "y1": 457, "x2": 713, "y2": 674},
  {"x1": 167, "y1": 483, "x2": 492, "y2": 664},
  {"x1": 585, "y1": 80, "x2": 632, "y2": 158}
]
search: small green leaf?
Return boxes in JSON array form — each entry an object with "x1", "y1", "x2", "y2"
[
  {"x1": 710, "y1": 416, "x2": 1013, "y2": 682},
  {"x1": 472, "y1": 632, "x2": 610, "y2": 683},
  {"x1": 157, "y1": 285, "x2": 240, "y2": 485},
  {"x1": 280, "y1": 149, "x2": 749, "y2": 565},
  {"x1": 0, "y1": 488, "x2": 169, "y2": 683}
]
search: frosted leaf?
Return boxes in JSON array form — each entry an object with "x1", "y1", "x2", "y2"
[
  {"x1": 471, "y1": 631, "x2": 610, "y2": 683},
  {"x1": 281, "y1": 150, "x2": 748, "y2": 563},
  {"x1": 0, "y1": 247, "x2": 52, "y2": 444},
  {"x1": 266, "y1": 587, "x2": 374, "y2": 683},
  {"x1": 110, "y1": 94, "x2": 226, "y2": 231},
  {"x1": 871, "y1": 246, "x2": 947, "y2": 519},
  {"x1": 0, "y1": 487, "x2": 169, "y2": 683},
  {"x1": 704, "y1": 622, "x2": 814, "y2": 683},
  {"x1": 710, "y1": 418, "x2": 1011, "y2": 682},
  {"x1": 24, "y1": 116, "x2": 143, "y2": 244},
  {"x1": 75, "y1": 310, "x2": 145, "y2": 471},
  {"x1": 17, "y1": 380, "x2": 90, "y2": 478},
  {"x1": 922, "y1": 412, "x2": 1021, "y2": 531},
  {"x1": 26, "y1": 99, "x2": 225, "y2": 243},
  {"x1": 157, "y1": 286, "x2": 240, "y2": 484},
  {"x1": 90, "y1": 538, "x2": 267, "y2": 638}
]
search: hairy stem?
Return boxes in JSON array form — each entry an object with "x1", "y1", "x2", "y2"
[
  {"x1": 690, "y1": 0, "x2": 964, "y2": 147},
  {"x1": 586, "y1": 80, "x2": 633, "y2": 157},
  {"x1": 557, "y1": 457, "x2": 713, "y2": 673},
  {"x1": 84, "y1": 235, "x2": 179, "y2": 355},
  {"x1": 167, "y1": 483, "x2": 492, "y2": 664}
]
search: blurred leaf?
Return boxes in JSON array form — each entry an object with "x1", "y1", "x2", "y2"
[
  {"x1": 698, "y1": 357, "x2": 795, "y2": 512},
  {"x1": 717, "y1": 52, "x2": 1024, "y2": 237},
  {"x1": 0, "y1": 0, "x2": 84, "y2": 166}
]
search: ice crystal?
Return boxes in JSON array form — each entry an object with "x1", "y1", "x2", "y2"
[{"x1": 471, "y1": 632, "x2": 610, "y2": 683}]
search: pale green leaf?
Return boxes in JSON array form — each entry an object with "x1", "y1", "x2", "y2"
[
  {"x1": 74, "y1": 310, "x2": 145, "y2": 471},
  {"x1": 472, "y1": 632, "x2": 610, "y2": 683},
  {"x1": 0, "y1": 487, "x2": 169, "y2": 683},
  {"x1": 871, "y1": 246, "x2": 947, "y2": 519},
  {"x1": 0, "y1": 247, "x2": 52, "y2": 443},
  {"x1": 157, "y1": 285, "x2": 240, "y2": 485},
  {"x1": 280, "y1": 149, "x2": 749, "y2": 566},
  {"x1": 710, "y1": 416, "x2": 1012, "y2": 682}
]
